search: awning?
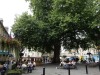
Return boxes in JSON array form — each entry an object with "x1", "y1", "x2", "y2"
[
  {"x1": 0, "y1": 50, "x2": 13, "y2": 57},
  {"x1": 0, "y1": 50, "x2": 9, "y2": 54}
]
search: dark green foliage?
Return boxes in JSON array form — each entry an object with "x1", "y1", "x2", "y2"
[
  {"x1": 7, "y1": 69, "x2": 22, "y2": 75},
  {"x1": 12, "y1": 64, "x2": 17, "y2": 70},
  {"x1": 12, "y1": 0, "x2": 100, "y2": 63}
]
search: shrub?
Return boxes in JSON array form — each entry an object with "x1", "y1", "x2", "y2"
[
  {"x1": 7, "y1": 69, "x2": 22, "y2": 75},
  {"x1": 11, "y1": 64, "x2": 17, "y2": 69}
]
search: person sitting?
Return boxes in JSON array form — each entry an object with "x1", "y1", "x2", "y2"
[
  {"x1": 59, "y1": 61, "x2": 64, "y2": 67},
  {"x1": 22, "y1": 62, "x2": 27, "y2": 73},
  {"x1": 32, "y1": 61, "x2": 36, "y2": 70},
  {"x1": 3, "y1": 62, "x2": 8, "y2": 72},
  {"x1": 17, "y1": 64, "x2": 21, "y2": 69},
  {"x1": 71, "y1": 60, "x2": 77, "y2": 69},
  {"x1": 63, "y1": 61, "x2": 69, "y2": 69}
]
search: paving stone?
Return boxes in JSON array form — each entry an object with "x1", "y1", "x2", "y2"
[{"x1": 22, "y1": 64, "x2": 100, "y2": 75}]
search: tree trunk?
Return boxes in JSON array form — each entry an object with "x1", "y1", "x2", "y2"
[{"x1": 52, "y1": 41, "x2": 61, "y2": 63}]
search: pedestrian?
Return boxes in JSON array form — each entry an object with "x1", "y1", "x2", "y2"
[{"x1": 27, "y1": 60, "x2": 32, "y2": 73}]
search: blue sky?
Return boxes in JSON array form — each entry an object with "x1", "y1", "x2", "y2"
[{"x1": 0, "y1": 0, "x2": 30, "y2": 33}]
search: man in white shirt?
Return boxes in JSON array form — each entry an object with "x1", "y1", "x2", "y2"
[{"x1": 27, "y1": 61, "x2": 32, "y2": 73}]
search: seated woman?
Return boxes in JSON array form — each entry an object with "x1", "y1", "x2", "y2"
[
  {"x1": 58, "y1": 61, "x2": 69, "y2": 69},
  {"x1": 32, "y1": 61, "x2": 36, "y2": 70},
  {"x1": 71, "y1": 60, "x2": 77, "y2": 69},
  {"x1": 63, "y1": 61, "x2": 69, "y2": 69}
]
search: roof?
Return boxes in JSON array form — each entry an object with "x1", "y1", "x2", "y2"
[{"x1": 0, "y1": 20, "x2": 10, "y2": 38}]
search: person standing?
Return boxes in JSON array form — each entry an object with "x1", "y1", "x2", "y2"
[{"x1": 27, "y1": 60, "x2": 32, "y2": 73}]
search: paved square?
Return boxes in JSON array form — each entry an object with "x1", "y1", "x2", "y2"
[{"x1": 22, "y1": 64, "x2": 100, "y2": 75}]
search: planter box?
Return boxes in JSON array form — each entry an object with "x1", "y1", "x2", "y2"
[
  {"x1": 7, "y1": 73, "x2": 21, "y2": 75},
  {"x1": 7, "y1": 69, "x2": 22, "y2": 75}
]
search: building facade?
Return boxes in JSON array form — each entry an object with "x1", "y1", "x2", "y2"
[
  {"x1": 0, "y1": 19, "x2": 9, "y2": 38},
  {"x1": 0, "y1": 19, "x2": 10, "y2": 49},
  {"x1": 22, "y1": 48, "x2": 42, "y2": 57}
]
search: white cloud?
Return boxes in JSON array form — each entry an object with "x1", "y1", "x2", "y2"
[{"x1": 0, "y1": 0, "x2": 30, "y2": 33}]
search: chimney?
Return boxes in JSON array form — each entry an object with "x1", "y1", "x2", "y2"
[{"x1": 0, "y1": 18, "x2": 3, "y2": 24}]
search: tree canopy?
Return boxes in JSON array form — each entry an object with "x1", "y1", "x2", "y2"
[{"x1": 12, "y1": 0, "x2": 100, "y2": 63}]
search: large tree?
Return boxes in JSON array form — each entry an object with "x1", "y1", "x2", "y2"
[{"x1": 12, "y1": 0, "x2": 100, "y2": 63}]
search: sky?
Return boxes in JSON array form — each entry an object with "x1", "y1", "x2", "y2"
[{"x1": 0, "y1": 0, "x2": 30, "y2": 33}]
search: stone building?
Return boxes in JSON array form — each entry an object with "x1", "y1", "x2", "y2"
[
  {"x1": 0, "y1": 19, "x2": 10, "y2": 49},
  {"x1": 0, "y1": 19, "x2": 9, "y2": 38}
]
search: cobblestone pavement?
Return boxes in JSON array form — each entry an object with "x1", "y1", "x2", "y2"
[{"x1": 22, "y1": 64, "x2": 100, "y2": 75}]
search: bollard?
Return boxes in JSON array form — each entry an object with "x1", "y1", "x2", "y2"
[
  {"x1": 43, "y1": 67, "x2": 45, "y2": 75},
  {"x1": 85, "y1": 64, "x2": 88, "y2": 74},
  {"x1": 68, "y1": 65, "x2": 70, "y2": 75}
]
